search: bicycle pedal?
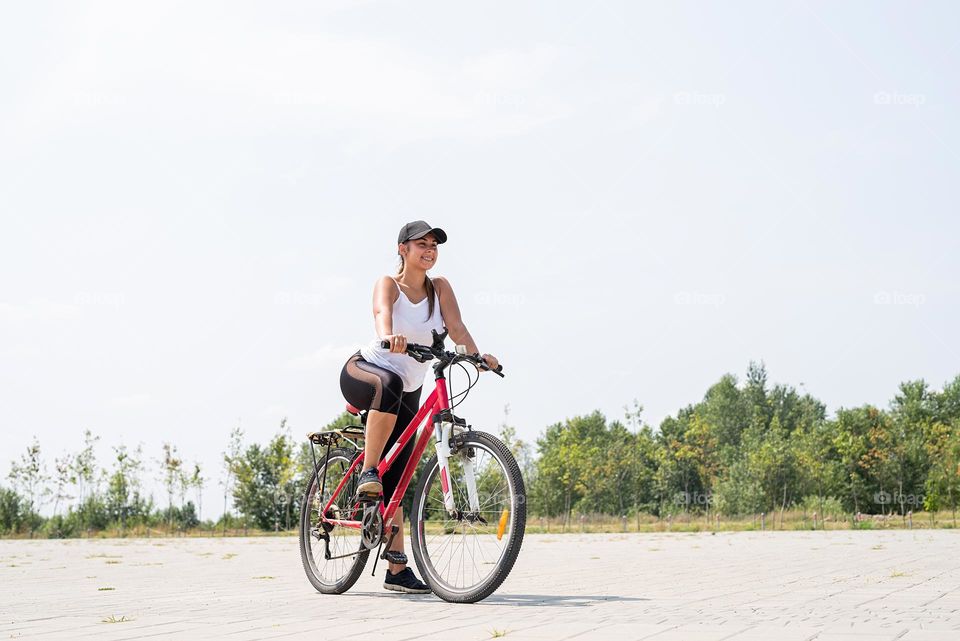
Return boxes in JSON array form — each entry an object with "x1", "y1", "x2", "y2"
[
  {"x1": 382, "y1": 550, "x2": 407, "y2": 564},
  {"x1": 356, "y1": 490, "x2": 382, "y2": 502}
]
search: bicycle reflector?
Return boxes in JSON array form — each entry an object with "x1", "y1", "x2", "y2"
[{"x1": 497, "y1": 508, "x2": 509, "y2": 540}]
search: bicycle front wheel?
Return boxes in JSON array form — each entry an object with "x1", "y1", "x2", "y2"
[{"x1": 409, "y1": 430, "x2": 526, "y2": 603}]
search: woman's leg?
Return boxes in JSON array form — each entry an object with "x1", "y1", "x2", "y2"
[
  {"x1": 362, "y1": 410, "x2": 398, "y2": 473},
  {"x1": 380, "y1": 387, "x2": 423, "y2": 574},
  {"x1": 388, "y1": 504, "x2": 406, "y2": 575},
  {"x1": 339, "y1": 353, "x2": 405, "y2": 476}
]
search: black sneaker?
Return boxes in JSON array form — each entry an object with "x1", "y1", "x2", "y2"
[
  {"x1": 383, "y1": 567, "x2": 431, "y2": 594},
  {"x1": 356, "y1": 467, "x2": 382, "y2": 495}
]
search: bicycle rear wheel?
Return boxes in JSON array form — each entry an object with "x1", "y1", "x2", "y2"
[
  {"x1": 299, "y1": 447, "x2": 369, "y2": 594},
  {"x1": 409, "y1": 430, "x2": 526, "y2": 603}
]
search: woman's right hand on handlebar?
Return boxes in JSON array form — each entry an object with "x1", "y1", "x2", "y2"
[{"x1": 382, "y1": 334, "x2": 407, "y2": 353}]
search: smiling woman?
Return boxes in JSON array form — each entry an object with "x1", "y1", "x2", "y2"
[{"x1": 335, "y1": 219, "x2": 500, "y2": 594}]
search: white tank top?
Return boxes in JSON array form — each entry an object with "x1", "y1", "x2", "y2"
[{"x1": 359, "y1": 280, "x2": 445, "y2": 392}]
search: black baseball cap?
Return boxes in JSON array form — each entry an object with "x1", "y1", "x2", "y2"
[{"x1": 398, "y1": 220, "x2": 447, "y2": 244}]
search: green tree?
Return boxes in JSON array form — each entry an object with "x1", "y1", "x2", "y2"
[
  {"x1": 51, "y1": 453, "x2": 74, "y2": 517},
  {"x1": 189, "y1": 462, "x2": 205, "y2": 522},
  {"x1": 232, "y1": 419, "x2": 299, "y2": 531},
  {"x1": 159, "y1": 443, "x2": 183, "y2": 530},
  {"x1": 533, "y1": 412, "x2": 607, "y2": 525},
  {"x1": 833, "y1": 407, "x2": 873, "y2": 513},
  {"x1": 70, "y1": 429, "x2": 100, "y2": 506},
  {"x1": 221, "y1": 424, "x2": 244, "y2": 533},
  {"x1": 106, "y1": 444, "x2": 146, "y2": 529},
  {"x1": 795, "y1": 419, "x2": 843, "y2": 519},
  {"x1": 924, "y1": 421, "x2": 960, "y2": 524},
  {"x1": 8, "y1": 437, "x2": 50, "y2": 534},
  {"x1": 0, "y1": 486, "x2": 25, "y2": 534}
]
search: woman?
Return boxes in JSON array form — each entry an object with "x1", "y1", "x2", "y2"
[{"x1": 339, "y1": 220, "x2": 500, "y2": 595}]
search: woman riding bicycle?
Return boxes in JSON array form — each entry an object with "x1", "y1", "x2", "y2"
[{"x1": 339, "y1": 220, "x2": 500, "y2": 595}]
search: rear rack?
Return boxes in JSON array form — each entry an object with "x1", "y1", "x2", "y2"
[{"x1": 306, "y1": 425, "x2": 365, "y2": 446}]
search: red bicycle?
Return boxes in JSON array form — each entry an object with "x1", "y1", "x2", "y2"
[{"x1": 298, "y1": 329, "x2": 526, "y2": 603}]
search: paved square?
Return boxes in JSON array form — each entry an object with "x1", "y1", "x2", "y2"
[{"x1": 3, "y1": 530, "x2": 959, "y2": 640}]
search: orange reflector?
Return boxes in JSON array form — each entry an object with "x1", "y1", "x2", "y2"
[{"x1": 497, "y1": 508, "x2": 509, "y2": 540}]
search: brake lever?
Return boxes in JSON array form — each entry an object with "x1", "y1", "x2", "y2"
[{"x1": 474, "y1": 356, "x2": 505, "y2": 377}]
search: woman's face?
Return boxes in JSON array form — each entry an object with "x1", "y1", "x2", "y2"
[{"x1": 401, "y1": 233, "x2": 439, "y2": 271}]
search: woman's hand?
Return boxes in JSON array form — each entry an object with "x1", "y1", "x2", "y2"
[
  {"x1": 384, "y1": 334, "x2": 408, "y2": 354},
  {"x1": 480, "y1": 353, "x2": 499, "y2": 372}
]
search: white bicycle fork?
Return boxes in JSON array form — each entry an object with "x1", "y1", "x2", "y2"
[{"x1": 435, "y1": 421, "x2": 480, "y2": 516}]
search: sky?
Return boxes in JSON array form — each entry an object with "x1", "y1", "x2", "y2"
[{"x1": 2, "y1": 1, "x2": 958, "y2": 517}]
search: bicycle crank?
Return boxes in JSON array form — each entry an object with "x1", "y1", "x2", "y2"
[{"x1": 360, "y1": 500, "x2": 384, "y2": 550}]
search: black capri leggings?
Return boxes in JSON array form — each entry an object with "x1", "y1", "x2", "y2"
[{"x1": 340, "y1": 351, "x2": 422, "y2": 503}]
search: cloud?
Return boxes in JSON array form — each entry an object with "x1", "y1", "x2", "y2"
[
  {"x1": 2, "y1": 5, "x2": 577, "y2": 147},
  {"x1": 107, "y1": 393, "x2": 153, "y2": 408},
  {"x1": 286, "y1": 344, "x2": 357, "y2": 371},
  {"x1": 462, "y1": 44, "x2": 564, "y2": 89},
  {"x1": 259, "y1": 404, "x2": 290, "y2": 421},
  {"x1": 0, "y1": 299, "x2": 81, "y2": 323}
]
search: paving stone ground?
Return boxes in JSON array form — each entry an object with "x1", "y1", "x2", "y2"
[{"x1": 2, "y1": 530, "x2": 959, "y2": 640}]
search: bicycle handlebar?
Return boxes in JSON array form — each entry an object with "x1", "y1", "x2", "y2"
[{"x1": 378, "y1": 335, "x2": 505, "y2": 377}]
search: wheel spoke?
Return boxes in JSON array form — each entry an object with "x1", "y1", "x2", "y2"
[
  {"x1": 413, "y1": 437, "x2": 522, "y2": 597},
  {"x1": 300, "y1": 452, "x2": 367, "y2": 591}
]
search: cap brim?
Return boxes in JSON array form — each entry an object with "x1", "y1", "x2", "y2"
[{"x1": 409, "y1": 227, "x2": 447, "y2": 244}]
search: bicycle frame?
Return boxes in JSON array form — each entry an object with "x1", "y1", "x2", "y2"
[{"x1": 319, "y1": 371, "x2": 462, "y2": 533}]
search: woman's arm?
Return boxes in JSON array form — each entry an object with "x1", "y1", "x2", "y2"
[
  {"x1": 434, "y1": 276, "x2": 499, "y2": 370},
  {"x1": 372, "y1": 276, "x2": 406, "y2": 353}
]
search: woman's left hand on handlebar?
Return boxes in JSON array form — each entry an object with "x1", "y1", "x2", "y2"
[{"x1": 480, "y1": 353, "x2": 499, "y2": 371}]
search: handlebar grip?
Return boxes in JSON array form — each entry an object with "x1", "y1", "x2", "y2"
[
  {"x1": 480, "y1": 359, "x2": 504, "y2": 377},
  {"x1": 379, "y1": 340, "x2": 390, "y2": 349}
]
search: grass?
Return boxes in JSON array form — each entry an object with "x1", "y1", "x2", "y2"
[
  {"x1": 252, "y1": 576, "x2": 275, "y2": 580},
  {"x1": 97, "y1": 587, "x2": 115, "y2": 591},
  {"x1": 101, "y1": 615, "x2": 131, "y2": 624},
  {"x1": 489, "y1": 629, "x2": 509, "y2": 638},
  {"x1": 521, "y1": 509, "x2": 960, "y2": 534},
  {"x1": 222, "y1": 553, "x2": 238, "y2": 560},
  {"x1": 6, "y1": 509, "x2": 958, "y2": 541}
]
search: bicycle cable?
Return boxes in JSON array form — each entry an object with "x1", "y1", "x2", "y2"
[{"x1": 447, "y1": 357, "x2": 480, "y2": 410}]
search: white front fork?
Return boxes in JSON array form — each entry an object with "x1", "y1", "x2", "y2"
[{"x1": 435, "y1": 421, "x2": 480, "y2": 515}]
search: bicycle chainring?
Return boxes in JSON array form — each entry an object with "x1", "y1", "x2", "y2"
[{"x1": 360, "y1": 502, "x2": 383, "y2": 550}]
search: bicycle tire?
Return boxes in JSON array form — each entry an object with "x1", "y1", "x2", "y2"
[
  {"x1": 409, "y1": 430, "x2": 526, "y2": 603},
  {"x1": 299, "y1": 447, "x2": 370, "y2": 594}
]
